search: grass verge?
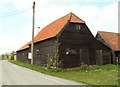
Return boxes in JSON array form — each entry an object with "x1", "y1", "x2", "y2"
[
  {"x1": 2, "y1": 57, "x2": 7, "y2": 60},
  {"x1": 9, "y1": 60, "x2": 119, "y2": 86}
]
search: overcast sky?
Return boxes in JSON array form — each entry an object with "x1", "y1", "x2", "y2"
[{"x1": 0, "y1": 0, "x2": 119, "y2": 54}]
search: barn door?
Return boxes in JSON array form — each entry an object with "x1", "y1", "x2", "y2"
[
  {"x1": 96, "y1": 50, "x2": 103, "y2": 65},
  {"x1": 79, "y1": 49, "x2": 89, "y2": 65}
]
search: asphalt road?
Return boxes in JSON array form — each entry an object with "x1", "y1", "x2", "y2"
[{"x1": 1, "y1": 60, "x2": 87, "y2": 85}]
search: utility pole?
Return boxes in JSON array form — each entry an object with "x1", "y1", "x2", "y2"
[{"x1": 31, "y1": 1, "x2": 35, "y2": 64}]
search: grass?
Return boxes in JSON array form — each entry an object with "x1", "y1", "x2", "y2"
[
  {"x1": 2, "y1": 57, "x2": 7, "y2": 60},
  {"x1": 9, "y1": 60, "x2": 119, "y2": 86}
]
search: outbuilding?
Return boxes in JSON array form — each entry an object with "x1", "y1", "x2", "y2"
[{"x1": 96, "y1": 31, "x2": 120, "y2": 64}]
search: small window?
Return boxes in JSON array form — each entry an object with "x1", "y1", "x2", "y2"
[
  {"x1": 66, "y1": 48, "x2": 76, "y2": 55},
  {"x1": 76, "y1": 24, "x2": 81, "y2": 31},
  {"x1": 36, "y1": 49, "x2": 39, "y2": 55},
  {"x1": 36, "y1": 49, "x2": 39, "y2": 52}
]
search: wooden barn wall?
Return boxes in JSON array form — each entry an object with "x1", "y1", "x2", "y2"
[
  {"x1": 115, "y1": 51, "x2": 120, "y2": 64},
  {"x1": 16, "y1": 23, "x2": 111, "y2": 68},
  {"x1": 33, "y1": 38, "x2": 56, "y2": 66},
  {"x1": 58, "y1": 22, "x2": 111, "y2": 68},
  {"x1": 115, "y1": 51, "x2": 120, "y2": 57},
  {"x1": 96, "y1": 33, "x2": 113, "y2": 64},
  {"x1": 96, "y1": 33, "x2": 110, "y2": 48},
  {"x1": 16, "y1": 48, "x2": 31, "y2": 63},
  {"x1": 94, "y1": 39, "x2": 111, "y2": 65}
]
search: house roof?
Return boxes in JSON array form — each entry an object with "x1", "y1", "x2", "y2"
[
  {"x1": 18, "y1": 12, "x2": 85, "y2": 51},
  {"x1": 34, "y1": 12, "x2": 85, "y2": 43},
  {"x1": 18, "y1": 41, "x2": 31, "y2": 51},
  {"x1": 98, "y1": 31, "x2": 120, "y2": 51}
]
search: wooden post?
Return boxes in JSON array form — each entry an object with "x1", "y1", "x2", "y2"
[
  {"x1": 112, "y1": 51, "x2": 116, "y2": 64},
  {"x1": 31, "y1": 1, "x2": 35, "y2": 64},
  {"x1": 100, "y1": 50, "x2": 103, "y2": 65}
]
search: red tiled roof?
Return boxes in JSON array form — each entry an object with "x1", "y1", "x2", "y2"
[
  {"x1": 18, "y1": 41, "x2": 31, "y2": 51},
  {"x1": 18, "y1": 12, "x2": 85, "y2": 51},
  {"x1": 34, "y1": 12, "x2": 85, "y2": 43},
  {"x1": 98, "y1": 31, "x2": 120, "y2": 51}
]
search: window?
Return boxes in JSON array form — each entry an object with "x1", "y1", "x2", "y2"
[
  {"x1": 36, "y1": 49, "x2": 39, "y2": 55},
  {"x1": 36, "y1": 49, "x2": 39, "y2": 52},
  {"x1": 66, "y1": 48, "x2": 76, "y2": 55},
  {"x1": 76, "y1": 24, "x2": 81, "y2": 31}
]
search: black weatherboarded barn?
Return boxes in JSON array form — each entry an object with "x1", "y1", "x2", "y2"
[
  {"x1": 96, "y1": 31, "x2": 120, "y2": 64},
  {"x1": 17, "y1": 12, "x2": 111, "y2": 68}
]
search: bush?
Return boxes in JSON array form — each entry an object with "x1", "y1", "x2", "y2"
[
  {"x1": 79, "y1": 64, "x2": 117, "y2": 71},
  {"x1": 46, "y1": 54, "x2": 54, "y2": 69},
  {"x1": 79, "y1": 65, "x2": 89, "y2": 70},
  {"x1": 51, "y1": 68, "x2": 63, "y2": 72},
  {"x1": 2, "y1": 57, "x2": 7, "y2": 60},
  {"x1": 79, "y1": 65, "x2": 99, "y2": 70},
  {"x1": 100, "y1": 64, "x2": 118, "y2": 70}
]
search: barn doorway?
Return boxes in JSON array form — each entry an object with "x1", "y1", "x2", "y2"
[
  {"x1": 96, "y1": 50, "x2": 103, "y2": 65},
  {"x1": 63, "y1": 48, "x2": 79, "y2": 68},
  {"x1": 79, "y1": 49, "x2": 89, "y2": 65}
]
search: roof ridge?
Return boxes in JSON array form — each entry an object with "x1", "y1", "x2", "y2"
[{"x1": 68, "y1": 12, "x2": 72, "y2": 21}]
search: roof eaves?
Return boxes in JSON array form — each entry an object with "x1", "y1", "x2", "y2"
[
  {"x1": 17, "y1": 47, "x2": 29, "y2": 52},
  {"x1": 56, "y1": 21, "x2": 70, "y2": 37},
  {"x1": 98, "y1": 32, "x2": 112, "y2": 49}
]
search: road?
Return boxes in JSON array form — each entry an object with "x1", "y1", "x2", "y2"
[{"x1": 1, "y1": 60, "x2": 87, "y2": 85}]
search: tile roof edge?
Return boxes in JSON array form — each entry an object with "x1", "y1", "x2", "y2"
[
  {"x1": 98, "y1": 31, "x2": 120, "y2": 34},
  {"x1": 17, "y1": 47, "x2": 29, "y2": 52},
  {"x1": 98, "y1": 31, "x2": 113, "y2": 50}
]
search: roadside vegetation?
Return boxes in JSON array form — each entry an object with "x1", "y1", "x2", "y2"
[
  {"x1": 9, "y1": 60, "x2": 119, "y2": 86},
  {"x1": 1, "y1": 51, "x2": 15, "y2": 60},
  {"x1": 1, "y1": 57, "x2": 7, "y2": 60}
]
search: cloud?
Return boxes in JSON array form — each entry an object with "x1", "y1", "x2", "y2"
[
  {"x1": 0, "y1": 24, "x2": 39, "y2": 54},
  {"x1": 0, "y1": 34, "x2": 17, "y2": 53},
  {"x1": 35, "y1": 2, "x2": 118, "y2": 36},
  {"x1": 0, "y1": 0, "x2": 118, "y2": 54},
  {"x1": 88, "y1": 3, "x2": 118, "y2": 35}
]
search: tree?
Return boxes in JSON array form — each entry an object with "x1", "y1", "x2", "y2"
[
  {"x1": 4, "y1": 53, "x2": 10, "y2": 59},
  {"x1": 9, "y1": 51, "x2": 16, "y2": 60}
]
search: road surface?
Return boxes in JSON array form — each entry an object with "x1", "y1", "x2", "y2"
[{"x1": 1, "y1": 60, "x2": 87, "y2": 85}]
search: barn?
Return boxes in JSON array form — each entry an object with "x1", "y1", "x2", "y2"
[
  {"x1": 96, "y1": 31, "x2": 120, "y2": 64},
  {"x1": 17, "y1": 12, "x2": 112, "y2": 68}
]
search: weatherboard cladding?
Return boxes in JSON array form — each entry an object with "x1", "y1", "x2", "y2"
[
  {"x1": 33, "y1": 38, "x2": 56, "y2": 66},
  {"x1": 96, "y1": 31, "x2": 120, "y2": 64},
  {"x1": 58, "y1": 22, "x2": 111, "y2": 67},
  {"x1": 17, "y1": 48, "x2": 31, "y2": 63},
  {"x1": 17, "y1": 12, "x2": 112, "y2": 68}
]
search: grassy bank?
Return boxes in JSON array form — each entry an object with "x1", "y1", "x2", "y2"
[{"x1": 9, "y1": 60, "x2": 119, "y2": 86}]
